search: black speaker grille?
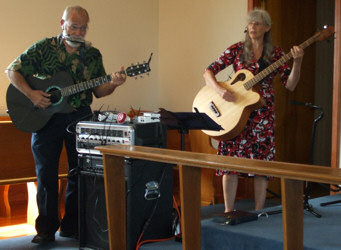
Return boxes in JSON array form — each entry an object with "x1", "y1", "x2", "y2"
[{"x1": 78, "y1": 155, "x2": 173, "y2": 250}]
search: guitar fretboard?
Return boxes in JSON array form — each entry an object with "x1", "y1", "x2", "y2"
[
  {"x1": 243, "y1": 32, "x2": 321, "y2": 90},
  {"x1": 60, "y1": 75, "x2": 112, "y2": 97}
]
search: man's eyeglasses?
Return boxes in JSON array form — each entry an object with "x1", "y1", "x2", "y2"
[{"x1": 65, "y1": 22, "x2": 88, "y2": 32}]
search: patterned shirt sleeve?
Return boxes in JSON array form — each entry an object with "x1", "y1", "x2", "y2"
[
  {"x1": 273, "y1": 46, "x2": 291, "y2": 86},
  {"x1": 7, "y1": 36, "x2": 108, "y2": 108},
  {"x1": 206, "y1": 42, "x2": 242, "y2": 75},
  {"x1": 7, "y1": 39, "x2": 47, "y2": 78}
]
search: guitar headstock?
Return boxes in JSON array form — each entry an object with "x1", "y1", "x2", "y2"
[
  {"x1": 316, "y1": 25, "x2": 335, "y2": 41},
  {"x1": 126, "y1": 62, "x2": 151, "y2": 78},
  {"x1": 126, "y1": 53, "x2": 153, "y2": 78}
]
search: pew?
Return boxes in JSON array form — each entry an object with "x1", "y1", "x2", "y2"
[
  {"x1": 96, "y1": 144, "x2": 341, "y2": 250},
  {"x1": 0, "y1": 117, "x2": 68, "y2": 221}
]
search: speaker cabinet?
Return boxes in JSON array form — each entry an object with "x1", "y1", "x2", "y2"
[{"x1": 78, "y1": 154, "x2": 173, "y2": 250}]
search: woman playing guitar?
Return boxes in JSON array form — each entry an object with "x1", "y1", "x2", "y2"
[{"x1": 203, "y1": 8, "x2": 304, "y2": 213}]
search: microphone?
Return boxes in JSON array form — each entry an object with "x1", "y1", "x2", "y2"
[{"x1": 290, "y1": 100, "x2": 321, "y2": 110}]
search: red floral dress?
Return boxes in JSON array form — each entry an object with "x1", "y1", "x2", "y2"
[{"x1": 206, "y1": 42, "x2": 291, "y2": 177}]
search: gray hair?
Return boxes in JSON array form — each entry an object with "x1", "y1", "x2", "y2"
[
  {"x1": 62, "y1": 6, "x2": 90, "y2": 22},
  {"x1": 247, "y1": 8, "x2": 272, "y2": 27},
  {"x1": 241, "y1": 8, "x2": 273, "y2": 65}
]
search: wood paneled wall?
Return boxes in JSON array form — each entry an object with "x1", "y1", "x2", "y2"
[
  {"x1": 250, "y1": 0, "x2": 339, "y2": 197},
  {"x1": 265, "y1": 0, "x2": 316, "y2": 164}
]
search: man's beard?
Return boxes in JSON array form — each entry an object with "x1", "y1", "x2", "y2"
[{"x1": 62, "y1": 30, "x2": 85, "y2": 48}]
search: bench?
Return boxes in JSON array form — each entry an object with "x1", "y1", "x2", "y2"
[
  {"x1": 95, "y1": 144, "x2": 341, "y2": 250},
  {"x1": 0, "y1": 117, "x2": 68, "y2": 222}
]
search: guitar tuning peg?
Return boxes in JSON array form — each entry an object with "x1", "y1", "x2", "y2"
[{"x1": 134, "y1": 76, "x2": 138, "y2": 80}]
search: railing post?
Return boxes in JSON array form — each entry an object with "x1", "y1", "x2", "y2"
[
  {"x1": 103, "y1": 154, "x2": 126, "y2": 250},
  {"x1": 179, "y1": 164, "x2": 202, "y2": 250},
  {"x1": 281, "y1": 178, "x2": 304, "y2": 250}
]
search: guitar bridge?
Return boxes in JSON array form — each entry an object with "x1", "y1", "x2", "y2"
[{"x1": 209, "y1": 101, "x2": 221, "y2": 117}]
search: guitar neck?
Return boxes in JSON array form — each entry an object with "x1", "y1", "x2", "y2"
[
  {"x1": 58, "y1": 56, "x2": 152, "y2": 97},
  {"x1": 60, "y1": 74, "x2": 113, "y2": 97},
  {"x1": 243, "y1": 32, "x2": 320, "y2": 90}
]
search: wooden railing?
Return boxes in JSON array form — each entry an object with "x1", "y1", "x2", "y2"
[{"x1": 96, "y1": 144, "x2": 341, "y2": 250}]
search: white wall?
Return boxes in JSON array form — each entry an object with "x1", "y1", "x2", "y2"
[
  {"x1": 0, "y1": 0, "x2": 247, "y2": 115},
  {"x1": 158, "y1": 0, "x2": 247, "y2": 112},
  {"x1": 0, "y1": 0, "x2": 159, "y2": 115}
]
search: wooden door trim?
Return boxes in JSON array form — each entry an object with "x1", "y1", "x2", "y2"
[{"x1": 331, "y1": 0, "x2": 341, "y2": 169}]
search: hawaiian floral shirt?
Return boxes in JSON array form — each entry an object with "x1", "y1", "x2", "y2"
[{"x1": 7, "y1": 34, "x2": 106, "y2": 108}]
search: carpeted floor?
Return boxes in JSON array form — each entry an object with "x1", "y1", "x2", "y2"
[
  {"x1": 1, "y1": 195, "x2": 340, "y2": 250},
  {"x1": 0, "y1": 234, "x2": 78, "y2": 250},
  {"x1": 142, "y1": 194, "x2": 341, "y2": 250}
]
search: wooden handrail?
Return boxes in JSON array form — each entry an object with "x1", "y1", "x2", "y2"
[
  {"x1": 96, "y1": 144, "x2": 341, "y2": 250},
  {"x1": 97, "y1": 145, "x2": 341, "y2": 184}
]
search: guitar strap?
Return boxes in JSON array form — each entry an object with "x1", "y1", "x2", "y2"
[
  {"x1": 58, "y1": 33, "x2": 86, "y2": 79},
  {"x1": 79, "y1": 44, "x2": 86, "y2": 79},
  {"x1": 258, "y1": 57, "x2": 269, "y2": 72}
]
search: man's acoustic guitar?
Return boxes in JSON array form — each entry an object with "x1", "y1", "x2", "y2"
[{"x1": 6, "y1": 60, "x2": 151, "y2": 133}]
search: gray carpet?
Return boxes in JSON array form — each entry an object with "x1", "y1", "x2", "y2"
[
  {"x1": 0, "y1": 198, "x2": 279, "y2": 250},
  {"x1": 142, "y1": 195, "x2": 341, "y2": 250},
  {"x1": 0, "y1": 234, "x2": 78, "y2": 250},
  {"x1": 2, "y1": 196, "x2": 339, "y2": 250}
]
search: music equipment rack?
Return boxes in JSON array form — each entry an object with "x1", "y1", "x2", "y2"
[{"x1": 77, "y1": 120, "x2": 173, "y2": 250}]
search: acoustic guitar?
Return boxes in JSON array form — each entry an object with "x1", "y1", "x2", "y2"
[
  {"x1": 6, "y1": 59, "x2": 151, "y2": 133},
  {"x1": 193, "y1": 26, "x2": 334, "y2": 141}
]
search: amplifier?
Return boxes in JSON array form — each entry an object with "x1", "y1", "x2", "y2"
[
  {"x1": 78, "y1": 154, "x2": 174, "y2": 250},
  {"x1": 76, "y1": 121, "x2": 166, "y2": 155}
]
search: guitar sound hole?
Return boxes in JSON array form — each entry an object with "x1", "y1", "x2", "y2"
[
  {"x1": 48, "y1": 89, "x2": 62, "y2": 104},
  {"x1": 231, "y1": 73, "x2": 246, "y2": 85}
]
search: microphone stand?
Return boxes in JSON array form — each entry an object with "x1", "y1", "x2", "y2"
[{"x1": 291, "y1": 101, "x2": 323, "y2": 218}]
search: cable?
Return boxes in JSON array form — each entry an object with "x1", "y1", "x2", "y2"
[
  {"x1": 66, "y1": 112, "x2": 94, "y2": 134},
  {"x1": 134, "y1": 167, "x2": 170, "y2": 249},
  {"x1": 172, "y1": 196, "x2": 181, "y2": 237},
  {"x1": 135, "y1": 195, "x2": 181, "y2": 250}
]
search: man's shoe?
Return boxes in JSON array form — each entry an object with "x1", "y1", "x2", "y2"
[
  {"x1": 59, "y1": 230, "x2": 78, "y2": 239},
  {"x1": 31, "y1": 233, "x2": 55, "y2": 243}
]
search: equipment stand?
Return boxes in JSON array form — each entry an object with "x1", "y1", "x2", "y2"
[
  {"x1": 158, "y1": 108, "x2": 223, "y2": 151},
  {"x1": 159, "y1": 108, "x2": 223, "y2": 242},
  {"x1": 303, "y1": 103, "x2": 324, "y2": 218}
]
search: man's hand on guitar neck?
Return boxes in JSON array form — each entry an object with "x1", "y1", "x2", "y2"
[
  {"x1": 94, "y1": 66, "x2": 127, "y2": 98},
  {"x1": 110, "y1": 66, "x2": 127, "y2": 88}
]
